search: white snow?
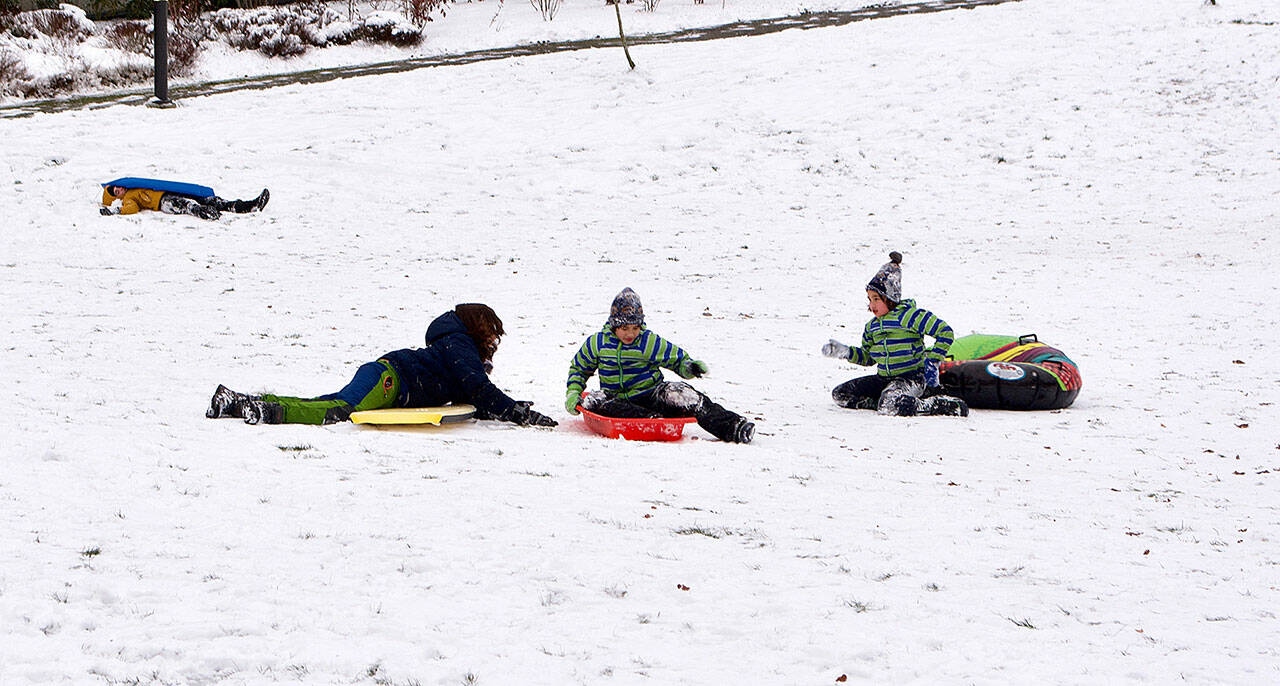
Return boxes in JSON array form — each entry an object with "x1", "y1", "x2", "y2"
[{"x1": 3, "y1": 0, "x2": 1279, "y2": 683}]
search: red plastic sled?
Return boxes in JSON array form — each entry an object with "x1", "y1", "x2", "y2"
[{"x1": 577, "y1": 393, "x2": 696, "y2": 442}]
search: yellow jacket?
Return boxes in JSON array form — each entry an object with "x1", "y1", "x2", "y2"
[{"x1": 102, "y1": 187, "x2": 164, "y2": 215}]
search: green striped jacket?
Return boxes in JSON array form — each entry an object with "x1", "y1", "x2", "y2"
[
  {"x1": 567, "y1": 326, "x2": 691, "y2": 399},
  {"x1": 850, "y1": 299, "x2": 955, "y2": 377}
]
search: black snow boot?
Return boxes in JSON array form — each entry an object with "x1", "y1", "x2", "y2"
[
  {"x1": 923, "y1": 395, "x2": 970, "y2": 417},
  {"x1": 224, "y1": 189, "x2": 270, "y2": 213},
  {"x1": 206, "y1": 384, "x2": 255, "y2": 419},
  {"x1": 693, "y1": 402, "x2": 752, "y2": 444},
  {"x1": 242, "y1": 399, "x2": 285, "y2": 425},
  {"x1": 239, "y1": 188, "x2": 269, "y2": 212}
]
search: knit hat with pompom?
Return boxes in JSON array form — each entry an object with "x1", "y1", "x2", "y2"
[
  {"x1": 607, "y1": 287, "x2": 645, "y2": 328},
  {"x1": 866, "y1": 251, "x2": 903, "y2": 304}
]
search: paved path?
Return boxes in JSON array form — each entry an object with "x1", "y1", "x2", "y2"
[{"x1": 1, "y1": 0, "x2": 1018, "y2": 119}]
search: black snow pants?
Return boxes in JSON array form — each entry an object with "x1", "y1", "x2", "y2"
[
  {"x1": 832, "y1": 371, "x2": 964, "y2": 417},
  {"x1": 159, "y1": 194, "x2": 259, "y2": 220}
]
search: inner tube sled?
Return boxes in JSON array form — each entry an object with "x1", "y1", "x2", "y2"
[{"x1": 940, "y1": 334, "x2": 1081, "y2": 411}]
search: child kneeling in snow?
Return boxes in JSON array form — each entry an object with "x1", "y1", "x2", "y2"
[
  {"x1": 564, "y1": 288, "x2": 755, "y2": 444},
  {"x1": 205, "y1": 303, "x2": 556, "y2": 427},
  {"x1": 823, "y1": 252, "x2": 969, "y2": 417}
]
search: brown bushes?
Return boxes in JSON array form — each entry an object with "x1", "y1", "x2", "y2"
[
  {"x1": 1, "y1": 2, "x2": 431, "y2": 101},
  {"x1": 103, "y1": 18, "x2": 150, "y2": 54},
  {"x1": 0, "y1": 48, "x2": 29, "y2": 94},
  {"x1": 208, "y1": 4, "x2": 423, "y2": 56},
  {"x1": 6, "y1": 6, "x2": 93, "y2": 42}
]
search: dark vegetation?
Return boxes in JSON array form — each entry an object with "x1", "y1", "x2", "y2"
[{"x1": 2, "y1": 0, "x2": 443, "y2": 99}]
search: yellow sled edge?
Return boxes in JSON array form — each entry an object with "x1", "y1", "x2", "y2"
[{"x1": 350, "y1": 404, "x2": 477, "y2": 425}]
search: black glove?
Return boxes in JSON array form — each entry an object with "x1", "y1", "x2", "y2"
[
  {"x1": 507, "y1": 401, "x2": 558, "y2": 427},
  {"x1": 99, "y1": 207, "x2": 116, "y2": 216},
  {"x1": 525, "y1": 410, "x2": 557, "y2": 427}
]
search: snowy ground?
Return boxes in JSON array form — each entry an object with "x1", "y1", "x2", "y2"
[
  {"x1": 3, "y1": 0, "x2": 934, "y2": 104},
  {"x1": 184, "y1": 0, "x2": 911, "y2": 83},
  {"x1": 3, "y1": 0, "x2": 1280, "y2": 683}
]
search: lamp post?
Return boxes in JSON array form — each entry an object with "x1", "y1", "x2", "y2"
[{"x1": 148, "y1": 0, "x2": 176, "y2": 108}]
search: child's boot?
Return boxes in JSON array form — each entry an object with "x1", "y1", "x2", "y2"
[
  {"x1": 243, "y1": 399, "x2": 285, "y2": 425},
  {"x1": 231, "y1": 189, "x2": 269, "y2": 213},
  {"x1": 924, "y1": 395, "x2": 969, "y2": 417},
  {"x1": 733, "y1": 418, "x2": 756, "y2": 444},
  {"x1": 207, "y1": 384, "x2": 254, "y2": 418}
]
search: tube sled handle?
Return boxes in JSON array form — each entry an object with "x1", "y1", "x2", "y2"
[{"x1": 1018, "y1": 334, "x2": 1039, "y2": 345}]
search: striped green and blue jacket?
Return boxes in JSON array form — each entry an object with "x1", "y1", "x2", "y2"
[
  {"x1": 851, "y1": 299, "x2": 955, "y2": 377},
  {"x1": 567, "y1": 326, "x2": 691, "y2": 399}
]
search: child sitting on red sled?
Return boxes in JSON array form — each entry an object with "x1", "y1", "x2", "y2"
[
  {"x1": 565, "y1": 288, "x2": 755, "y2": 444},
  {"x1": 823, "y1": 252, "x2": 970, "y2": 417}
]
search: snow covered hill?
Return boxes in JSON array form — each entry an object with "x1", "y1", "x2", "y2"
[{"x1": 2, "y1": 0, "x2": 1278, "y2": 683}]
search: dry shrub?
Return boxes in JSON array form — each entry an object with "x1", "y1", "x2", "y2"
[
  {"x1": 530, "y1": 0, "x2": 560, "y2": 22},
  {"x1": 9, "y1": 71, "x2": 68, "y2": 99},
  {"x1": 323, "y1": 20, "x2": 359, "y2": 45},
  {"x1": 6, "y1": 63, "x2": 151, "y2": 99},
  {"x1": 22, "y1": 7, "x2": 92, "y2": 42},
  {"x1": 97, "y1": 62, "x2": 152, "y2": 86},
  {"x1": 168, "y1": 25, "x2": 204, "y2": 73},
  {"x1": 401, "y1": 0, "x2": 448, "y2": 27},
  {"x1": 209, "y1": 4, "x2": 329, "y2": 56},
  {"x1": 258, "y1": 29, "x2": 305, "y2": 56},
  {"x1": 358, "y1": 13, "x2": 421, "y2": 46},
  {"x1": 101, "y1": 19, "x2": 202, "y2": 73},
  {"x1": 103, "y1": 19, "x2": 151, "y2": 54},
  {"x1": 169, "y1": 0, "x2": 210, "y2": 25},
  {"x1": 0, "y1": 48, "x2": 29, "y2": 91},
  {"x1": 8, "y1": 6, "x2": 93, "y2": 42}
]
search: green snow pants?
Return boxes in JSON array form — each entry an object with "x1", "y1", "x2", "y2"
[{"x1": 261, "y1": 359, "x2": 400, "y2": 425}]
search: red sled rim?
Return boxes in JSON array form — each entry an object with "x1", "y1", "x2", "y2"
[{"x1": 577, "y1": 392, "x2": 696, "y2": 442}]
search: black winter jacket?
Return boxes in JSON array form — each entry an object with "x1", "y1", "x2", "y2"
[{"x1": 380, "y1": 312, "x2": 517, "y2": 418}]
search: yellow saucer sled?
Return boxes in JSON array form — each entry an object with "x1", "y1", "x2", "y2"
[{"x1": 350, "y1": 404, "x2": 477, "y2": 425}]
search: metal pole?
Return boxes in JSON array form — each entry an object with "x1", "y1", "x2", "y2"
[{"x1": 148, "y1": 0, "x2": 175, "y2": 107}]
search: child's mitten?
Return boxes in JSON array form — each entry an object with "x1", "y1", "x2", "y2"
[
  {"x1": 923, "y1": 359, "x2": 941, "y2": 388},
  {"x1": 565, "y1": 389, "x2": 582, "y2": 415},
  {"x1": 678, "y1": 359, "x2": 708, "y2": 378},
  {"x1": 822, "y1": 339, "x2": 853, "y2": 360}
]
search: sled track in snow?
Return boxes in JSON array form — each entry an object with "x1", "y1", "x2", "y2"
[{"x1": 1, "y1": 0, "x2": 1018, "y2": 119}]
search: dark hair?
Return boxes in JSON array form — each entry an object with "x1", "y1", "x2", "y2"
[{"x1": 454, "y1": 303, "x2": 504, "y2": 363}]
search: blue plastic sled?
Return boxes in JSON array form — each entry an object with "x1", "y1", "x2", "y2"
[{"x1": 102, "y1": 177, "x2": 216, "y2": 199}]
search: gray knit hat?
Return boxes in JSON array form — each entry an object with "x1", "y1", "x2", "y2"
[
  {"x1": 866, "y1": 251, "x2": 903, "y2": 303},
  {"x1": 607, "y1": 287, "x2": 645, "y2": 328}
]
